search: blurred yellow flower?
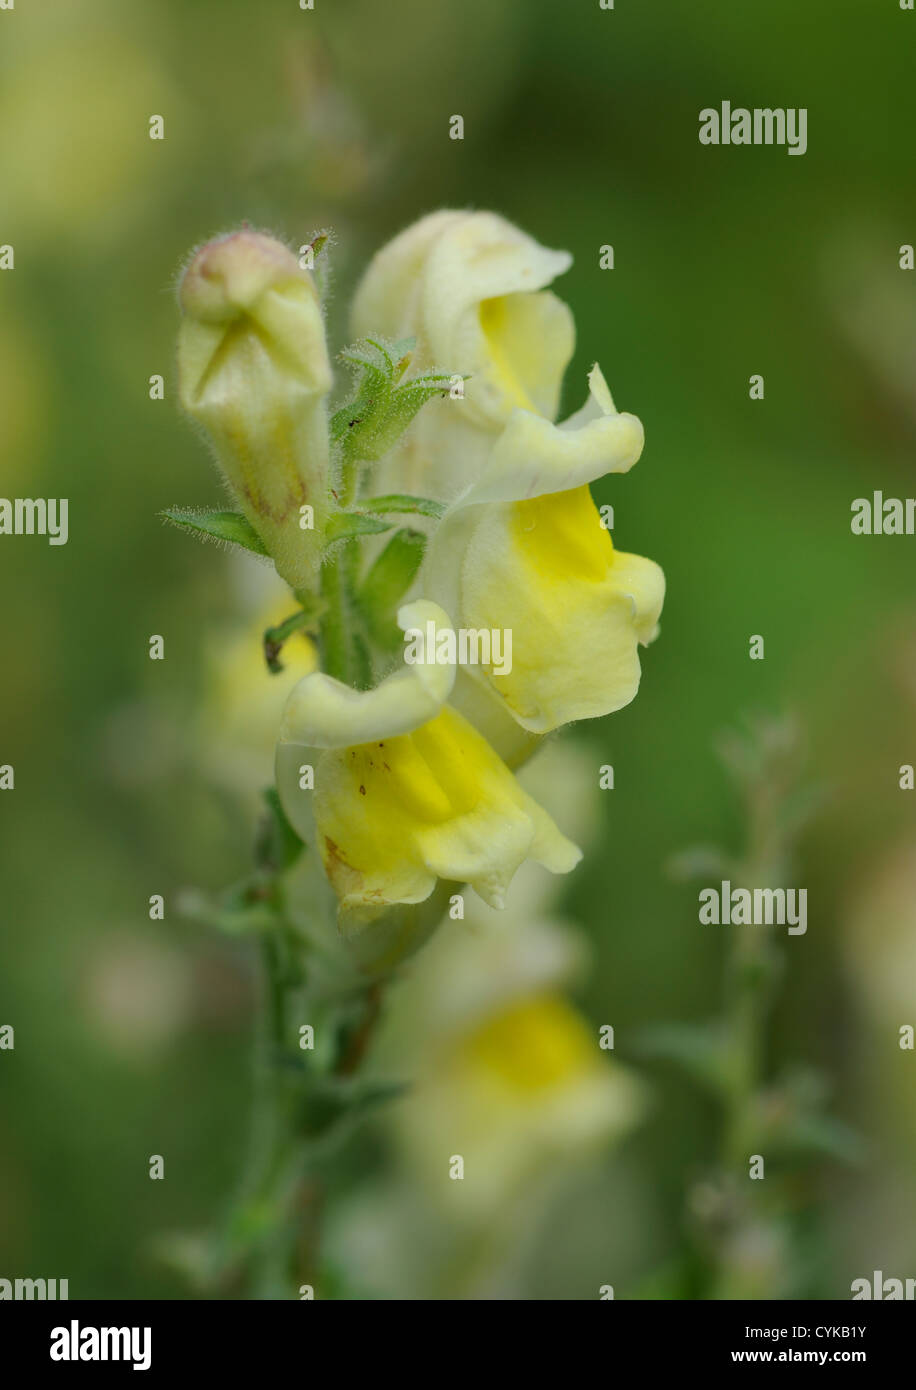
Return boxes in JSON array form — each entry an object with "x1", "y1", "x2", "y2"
[
  {"x1": 0, "y1": 29, "x2": 179, "y2": 246},
  {"x1": 380, "y1": 910, "x2": 643, "y2": 1218}
]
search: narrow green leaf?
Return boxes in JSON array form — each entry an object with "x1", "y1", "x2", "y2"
[
  {"x1": 358, "y1": 528, "x2": 426, "y2": 648},
  {"x1": 256, "y1": 787, "x2": 304, "y2": 875},
  {"x1": 774, "y1": 1112, "x2": 865, "y2": 1166},
  {"x1": 325, "y1": 510, "x2": 395, "y2": 543},
  {"x1": 177, "y1": 885, "x2": 279, "y2": 936},
  {"x1": 161, "y1": 507, "x2": 268, "y2": 557},
  {"x1": 263, "y1": 605, "x2": 321, "y2": 674},
  {"x1": 358, "y1": 493, "x2": 446, "y2": 520},
  {"x1": 295, "y1": 1074, "x2": 409, "y2": 1144},
  {"x1": 634, "y1": 1021, "x2": 732, "y2": 1096}
]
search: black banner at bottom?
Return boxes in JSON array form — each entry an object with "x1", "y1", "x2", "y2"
[{"x1": 1, "y1": 1299, "x2": 913, "y2": 1375}]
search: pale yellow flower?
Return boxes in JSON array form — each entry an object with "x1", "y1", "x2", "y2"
[
  {"x1": 276, "y1": 602, "x2": 580, "y2": 931},
  {"x1": 352, "y1": 212, "x2": 664, "y2": 738},
  {"x1": 350, "y1": 210, "x2": 575, "y2": 500},
  {"x1": 372, "y1": 865, "x2": 644, "y2": 1223},
  {"x1": 423, "y1": 365, "x2": 665, "y2": 734},
  {"x1": 400, "y1": 992, "x2": 640, "y2": 1215}
]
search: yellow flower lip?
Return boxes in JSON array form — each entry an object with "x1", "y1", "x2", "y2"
[
  {"x1": 275, "y1": 600, "x2": 582, "y2": 926},
  {"x1": 306, "y1": 705, "x2": 581, "y2": 918},
  {"x1": 280, "y1": 601, "x2": 457, "y2": 750},
  {"x1": 418, "y1": 363, "x2": 662, "y2": 738},
  {"x1": 462, "y1": 994, "x2": 598, "y2": 1093},
  {"x1": 180, "y1": 229, "x2": 313, "y2": 325}
]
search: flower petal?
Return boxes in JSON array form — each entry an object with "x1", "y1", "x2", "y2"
[
  {"x1": 279, "y1": 600, "x2": 455, "y2": 749},
  {"x1": 350, "y1": 211, "x2": 576, "y2": 499},
  {"x1": 452, "y1": 486, "x2": 665, "y2": 733},
  {"x1": 306, "y1": 705, "x2": 581, "y2": 921},
  {"x1": 454, "y1": 364, "x2": 644, "y2": 509}
]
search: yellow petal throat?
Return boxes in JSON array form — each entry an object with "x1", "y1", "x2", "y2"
[
  {"x1": 313, "y1": 706, "x2": 581, "y2": 916},
  {"x1": 459, "y1": 485, "x2": 665, "y2": 733}
]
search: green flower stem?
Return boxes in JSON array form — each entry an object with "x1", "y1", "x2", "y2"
[
  {"x1": 319, "y1": 552, "x2": 352, "y2": 684},
  {"x1": 319, "y1": 547, "x2": 371, "y2": 689},
  {"x1": 335, "y1": 982, "x2": 383, "y2": 1076},
  {"x1": 209, "y1": 856, "x2": 390, "y2": 1297}
]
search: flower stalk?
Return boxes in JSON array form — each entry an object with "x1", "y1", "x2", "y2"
[{"x1": 168, "y1": 213, "x2": 666, "y2": 1297}]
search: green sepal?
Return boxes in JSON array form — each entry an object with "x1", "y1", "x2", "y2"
[
  {"x1": 294, "y1": 1075, "x2": 408, "y2": 1145},
  {"x1": 331, "y1": 336, "x2": 455, "y2": 467},
  {"x1": 161, "y1": 507, "x2": 269, "y2": 558}
]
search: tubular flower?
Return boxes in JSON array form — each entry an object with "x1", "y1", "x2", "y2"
[
  {"x1": 351, "y1": 212, "x2": 665, "y2": 738},
  {"x1": 277, "y1": 602, "x2": 581, "y2": 931},
  {"x1": 350, "y1": 210, "x2": 575, "y2": 501},
  {"x1": 368, "y1": 854, "x2": 645, "y2": 1228},
  {"x1": 423, "y1": 365, "x2": 665, "y2": 734},
  {"x1": 406, "y1": 991, "x2": 642, "y2": 1214}
]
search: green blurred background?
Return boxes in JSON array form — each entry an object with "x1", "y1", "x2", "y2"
[{"x1": 1, "y1": 0, "x2": 915, "y2": 1299}]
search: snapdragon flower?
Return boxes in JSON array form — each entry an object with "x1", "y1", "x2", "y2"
[
  {"x1": 276, "y1": 601, "x2": 579, "y2": 933},
  {"x1": 351, "y1": 211, "x2": 665, "y2": 740},
  {"x1": 175, "y1": 216, "x2": 663, "y2": 959}
]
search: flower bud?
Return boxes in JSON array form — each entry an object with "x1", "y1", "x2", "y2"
[{"x1": 178, "y1": 230, "x2": 333, "y2": 591}]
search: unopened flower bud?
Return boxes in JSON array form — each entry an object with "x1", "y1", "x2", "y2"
[{"x1": 178, "y1": 230, "x2": 333, "y2": 591}]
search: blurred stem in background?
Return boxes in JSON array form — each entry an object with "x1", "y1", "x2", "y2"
[
  {"x1": 719, "y1": 719, "x2": 795, "y2": 1173},
  {"x1": 640, "y1": 715, "x2": 861, "y2": 1300}
]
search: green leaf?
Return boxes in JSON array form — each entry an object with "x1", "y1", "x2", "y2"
[
  {"x1": 358, "y1": 528, "x2": 427, "y2": 648},
  {"x1": 324, "y1": 510, "x2": 395, "y2": 543},
  {"x1": 161, "y1": 507, "x2": 268, "y2": 558},
  {"x1": 263, "y1": 605, "x2": 321, "y2": 674},
  {"x1": 774, "y1": 1112, "x2": 865, "y2": 1166},
  {"x1": 295, "y1": 1074, "x2": 408, "y2": 1147},
  {"x1": 359, "y1": 493, "x2": 446, "y2": 520},
  {"x1": 256, "y1": 787, "x2": 304, "y2": 875},
  {"x1": 634, "y1": 1020, "x2": 732, "y2": 1096},
  {"x1": 177, "y1": 885, "x2": 279, "y2": 936}
]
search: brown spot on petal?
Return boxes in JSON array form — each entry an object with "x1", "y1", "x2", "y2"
[{"x1": 322, "y1": 836, "x2": 363, "y2": 899}]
